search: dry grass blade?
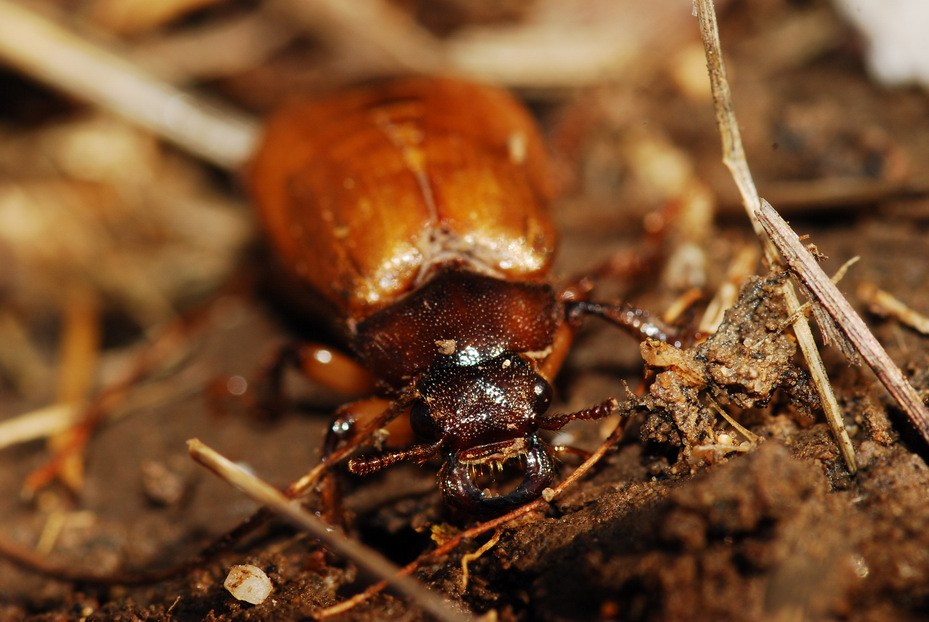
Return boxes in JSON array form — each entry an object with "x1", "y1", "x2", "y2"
[
  {"x1": 0, "y1": 0, "x2": 257, "y2": 170},
  {"x1": 135, "y1": 10, "x2": 299, "y2": 81},
  {"x1": 269, "y1": 0, "x2": 445, "y2": 75},
  {"x1": 0, "y1": 404, "x2": 76, "y2": 449},
  {"x1": 694, "y1": 0, "x2": 856, "y2": 473},
  {"x1": 187, "y1": 439, "x2": 469, "y2": 622},
  {"x1": 858, "y1": 283, "x2": 929, "y2": 336},
  {"x1": 755, "y1": 201, "x2": 929, "y2": 446}
]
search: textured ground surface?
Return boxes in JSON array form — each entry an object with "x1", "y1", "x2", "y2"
[{"x1": 2, "y1": 1, "x2": 929, "y2": 620}]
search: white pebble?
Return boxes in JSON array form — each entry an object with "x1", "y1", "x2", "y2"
[{"x1": 224, "y1": 564, "x2": 273, "y2": 605}]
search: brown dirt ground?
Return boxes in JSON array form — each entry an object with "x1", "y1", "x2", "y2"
[{"x1": 2, "y1": 2, "x2": 929, "y2": 621}]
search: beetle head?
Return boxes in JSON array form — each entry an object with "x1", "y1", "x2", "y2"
[{"x1": 413, "y1": 352, "x2": 556, "y2": 514}]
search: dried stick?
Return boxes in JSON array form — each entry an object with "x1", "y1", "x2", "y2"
[
  {"x1": 317, "y1": 418, "x2": 627, "y2": 618},
  {"x1": 187, "y1": 439, "x2": 468, "y2": 622},
  {"x1": 0, "y1": 404, "x2": 74, "y2": 449},
  {"x1": 858, "y1": 283, "x2": 929, "y2": 336},
  {"x1": 269, "y1": 0, "x2": 445, "y2": 75},
  {"x1": 0, "y1": 0, "x2": 257, "y2": 170},
  {"x1": 134, "y1": 10, "x2": 299, "y2": 81},
  {"x1": 694, "y1": 0, "x2": 856, "y2": 473},
  {"x1": 756, "y1": 201, "x2": 929, "y2": 445}
]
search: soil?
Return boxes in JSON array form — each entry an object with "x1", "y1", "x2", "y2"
[{"x1": 2, "y1": 2, "x2": 929, "y2": 621}]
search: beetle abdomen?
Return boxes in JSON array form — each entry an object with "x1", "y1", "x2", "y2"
[{"x1": 248, "y1": 77, "x2": 556, "y2": 321}]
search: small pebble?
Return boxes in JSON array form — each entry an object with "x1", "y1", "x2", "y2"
[
  {"x1": 224, "y1": 564, "x2": 273, "y2": 605},
  {"x1": 140, "y1": 459, "x2": 187, "y2": 507}
]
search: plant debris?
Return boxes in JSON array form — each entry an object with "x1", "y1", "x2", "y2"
[{"x1": 638, "y1": 273, "x2": 819, "y2": 462}]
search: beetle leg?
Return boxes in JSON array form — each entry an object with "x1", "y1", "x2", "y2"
[
  {"x1": 542, "y1": 296, "x2": 683, "y2": 383},
  {"x1": 255, "y1": 341, "x2": 377, "y2": 418},
  {"x1": 347, "y1": 442, "x2": 442, "y2": 476},
  {"x1": 565, "y1": 300, "x2": 682, "y2": 347},
  {"x1": 323, "y1": 397, "x2": 415, "y2": 455},
  {"x1": 586, "y1": 244, "x2": 665, "y2": 284},
  {"x1": 536, "y1": 321, "x2": 575, "y2": 382},
  {"x1": 560, "y1": 240, "x2": 665, "y2": 299},
  {"x1": 320, "y1": 396, "x2": 414, "y2": 523},
  {"x1": 539, "y1": 397, "x2": 619, "y2": 430},
  {"x1": 550, "y1": 444, "x2": 593, "y2": 463}
]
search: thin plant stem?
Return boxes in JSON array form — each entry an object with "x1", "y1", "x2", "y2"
[{"x1": 694, "y1": 0, "x2": 856, "y2": 472}]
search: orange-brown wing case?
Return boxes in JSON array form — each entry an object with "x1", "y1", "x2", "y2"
[{"x1": 248, "y1": 77, "x2": 556, "y2": 323}]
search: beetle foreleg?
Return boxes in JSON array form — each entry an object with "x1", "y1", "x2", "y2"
[{"x1": 319, "y1": 393, "x2": 416, "y2": 523}]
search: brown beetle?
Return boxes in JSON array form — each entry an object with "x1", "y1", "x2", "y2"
[{"x1": 248, "y1": 77, "x2": 673, "y2": 515}]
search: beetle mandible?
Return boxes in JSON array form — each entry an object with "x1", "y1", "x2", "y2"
[{"x1": 248, "y1": 77, "x2": 674, "y2": 515}]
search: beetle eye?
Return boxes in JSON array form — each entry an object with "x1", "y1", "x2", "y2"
[
  {"x1": 410, "y1": 400, "x2": 438, "y2": 440},
  {"x1": 532, "y1": 378, "x2": 553, "y2": 413}
]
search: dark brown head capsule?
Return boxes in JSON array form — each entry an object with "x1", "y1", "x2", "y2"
[{"x1": 417, "y1": 352, "x2": 556, "y2": 514}]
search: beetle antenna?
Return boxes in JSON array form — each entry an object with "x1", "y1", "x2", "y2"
[
  {"x1": 347, "y1": 442, "x2": 441, "y2": 476},
  {"x1": 539, "y1": 398, "x2": 619, "y2": 430}
]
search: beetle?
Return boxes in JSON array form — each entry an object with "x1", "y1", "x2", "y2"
[{"x1": 248, "y1": 77, "x2": 674, "y2": 515}]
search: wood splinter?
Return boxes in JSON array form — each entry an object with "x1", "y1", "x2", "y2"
[
  {"x1": 187, "y1": 439, "x2": 467, "y2": 622},
  {"x1": 755, "y1": 200, "x2": 929, "y2": 446}
]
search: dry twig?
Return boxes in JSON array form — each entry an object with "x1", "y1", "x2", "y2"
[
  {"x1": 694, "y1": 0, "x2": 856, "y2": 473},
  {"x1": 187, "y1": 439, "x2": 468, "y2": 622},
  {"x1": 756, "y1": 201, "x2": 929, "y2": 445},
  {"x1": 0, "y1": 0, "x2": 257, "y2": 170},
  {"x1": 858, "y1": 283, "x2": 929, "y2": 336},
  {"x1": 267, "y1": 0, "x2": 445, "y2": 75}
]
